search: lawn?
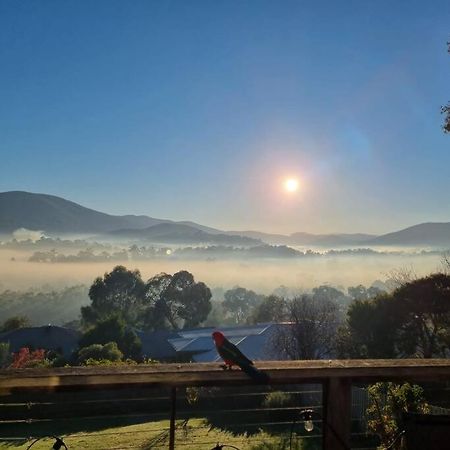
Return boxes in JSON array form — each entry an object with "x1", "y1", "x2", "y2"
[{"x1": 0, "y1": 418, "x2": 310, "y2": 449}]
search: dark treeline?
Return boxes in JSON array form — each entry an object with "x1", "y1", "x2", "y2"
[{"x1": 24, "y1": 244, "x2": 449, "y2": 263}]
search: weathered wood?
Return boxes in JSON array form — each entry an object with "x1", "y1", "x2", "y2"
[
  {"x1": 169, "y1": 387, "x2": 176, "y2": 450},
  {"x1": 0, "y1": 359, "x2": 449, "y2": 392},
  {"x1": 323, "y1": 377, "x2": 351, "y2": 450}
]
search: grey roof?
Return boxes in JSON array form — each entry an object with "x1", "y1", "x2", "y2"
[
  {"x1": 136, "y1": 329, "x2": 178, "y2": 360},
  {"x1": 139, "y1": 323, "x2": 288, "y2": 362},
  {"x1": 0, "y1": 326, "x2": 80, "y2": 357}
]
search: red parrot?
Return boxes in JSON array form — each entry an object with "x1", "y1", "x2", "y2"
[{"x1": 212, "y1": 331, "x2": 269, "y2": 382}]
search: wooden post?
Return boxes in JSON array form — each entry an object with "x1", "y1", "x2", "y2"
[
  {"x1": 169, "y1": 387, "x2": 177, "y2": 450},
  {"x1": 323, "y1": 377, "x2": 351, "y2": 449}
]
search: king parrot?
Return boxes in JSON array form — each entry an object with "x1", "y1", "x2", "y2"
[{"x1": 212, "y1": 331, "x2": 269, "y2": 382}]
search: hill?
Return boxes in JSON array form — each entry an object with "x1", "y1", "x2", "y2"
[
  {"x1": 367, "y1": 222, "x2": 450, "y2": 247},
  {"x1": 0, "y1": 191, "x2": 218, "y2": 235},
  {"x1": 109, "y1": 222, "x2": 260, "y2": 246},
  {"x1": 227, "y1": 230, "x2": 374, "y2": 247}
]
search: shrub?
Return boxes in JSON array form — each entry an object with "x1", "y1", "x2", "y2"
[{"x1": 77, "y1": 342, "x2": 123, "y2": 365}]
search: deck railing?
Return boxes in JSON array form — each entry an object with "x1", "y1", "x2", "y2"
[{"x1": 1, "y1": 359, "x2": 450, "y2": 449}]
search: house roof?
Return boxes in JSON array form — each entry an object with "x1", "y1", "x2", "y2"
[
  {"x1": 139, "y1": 323, "x2": 287, "y2": 362},
  {"x1": 0, "y1": 325, "x2": 80, "y2": 357}
]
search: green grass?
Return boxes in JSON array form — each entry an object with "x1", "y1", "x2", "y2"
[{"x1": 0, "y1": 419, "x2": 308, "y2": 449}]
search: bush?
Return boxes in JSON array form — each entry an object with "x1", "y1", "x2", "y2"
[
  {"x1": 0, "y1": 343, "x2": 11, "y2": 368},
  {"x1": 10, "y1": 347, "x2": 49, "y2": 368},
  {"x1": 79, "y1": 314, "x2": 141, "y2": 360},
  {"x1": 77, "y1": 342, "x2": 123, "y2": 365},
  {"x1": 262, "y1": 391, "x2": 293, "y2": 409}
]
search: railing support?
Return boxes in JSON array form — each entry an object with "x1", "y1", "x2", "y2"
[
  {"x1": 169, "y1": 387, "x2": 177, "y2": 450},
  {"x1": 323, "y1": 377, "x2": 351, "y2": 450}
]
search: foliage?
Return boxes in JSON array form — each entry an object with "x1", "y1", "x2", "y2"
[
  {"x1": 339, "y1": 273, "x2": 450, "y2": 359},
  {"x1": 81, "y1": 266, "x2": 212, "y2": 331},
  {"x1": 337, "y1": 295, "x2": 401, "y2": 358},
  {"x1": 262, "y1": 391, "x2": 293, "y2": 409},
  {"x1": 144, "y1": 270, "x2": 212, "y2": 330},
  {"x1": 347, "y1": 285, "x2": 384, "y2": 301},
  {"x1": 393, "y1": 273, "x2": 450, "y2": 358},
  {"x1": 77, "y1": 342, "x2": 123, "y2": 364},
  {"x1": 251, "y1": 295, "x2": 287, "y2": 323},
  {"x1": 10, "y1": 347, "x2": 49, "y2": 368},
  {"x1": 249, "y1": 436, "x2": 304, "y2": 449},
  {"x1": 78, "y1": 314, "x2": 141, "y2": 360},
  {"x1": 0, "y1": 343, "x2": 11, "y2": 368},
  {"x1": 442, "y1": 103, "x2": 450, "y2": 133},
  {"x1": 0, "y1": 285, "x2": 89, "y2": 327},
  {"x1": 272, "y1": 295, "x2": 342, "y2": 359},
  {"x1": 366, "y1": 382, "x2": 430, "y2": 449},
  {"x1": 82, "y1": 265, "x2": 146, "y2": 326},
  {"x1": 442, "y1": 42, "x2": 449, "y2": 133},
  {"x1": 222, "y1": 287, "x2": 261, "y2": 323},
  {"x1": 0, "y1": 315, "x2": 30, "y2": 332}
]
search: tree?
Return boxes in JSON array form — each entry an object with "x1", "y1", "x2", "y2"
[
  {"x1": 222, "y1": 287, "x2": 261, "y2": 323},
  {"x1": 443, "y1": 103, "x2": 450, "y2": 133},
  {"x1": 251, "y1": 295, "x2": 287, "y2": 323},
  {"x1": 272, "y1": 295, "x2": 342, "y2": 360},
  {"x1": 393, "y1": 273, "x2": 450, "y2": 358},
  {"x1": 339, "y1": 273, "x2": 450, "y2": 359},
  {"x1": 367, "y1": 382, "x2": 429, "y2": 449},
  {"x1": 1, "y1": 315, "x2": 30, "y2": 332},
  {"x1": 442, "y1": 42, "x2": 449, "y2": 133},
  {"x1": 337, "y1": 295, "x2": 401, "y2": 359},
  {"x1": 77, "y1": 342, "x2": 123, "y2": 365},
  {"x1": 81, "y1": 266, "x2": 146, "y2": 326},
  {"x1": 78, "y1": 314, "x2": 142, "y2": 360},
  {"x1": 143, "y1": 270, "x2": 212, "y2": 330},
  {"x1": 0, "y1": 343, "x2": 11, "y2": 368},
  {"x1": 347, "y1": 285, "x2": 383, "y2": 301}
]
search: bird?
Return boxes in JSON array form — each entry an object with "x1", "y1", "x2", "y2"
[{"x1": 212, "y1": 331, "x2": 269, "y2": 383}]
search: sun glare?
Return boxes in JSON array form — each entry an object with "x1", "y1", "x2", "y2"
[{"x1": 284, "y1": 178, "x2": 299, "y2": 193}]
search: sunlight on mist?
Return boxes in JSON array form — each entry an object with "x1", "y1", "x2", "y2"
[{"x1": 0, "y1": 249, "x2": 442, "y2": 294}]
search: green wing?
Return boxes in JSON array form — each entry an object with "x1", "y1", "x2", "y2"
[{"x1": 220, "y1": 338, "x2": 253, "y2": 366}]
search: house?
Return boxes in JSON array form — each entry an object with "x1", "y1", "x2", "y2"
[
  {"x1": 0, "y1": 325, "x2": 80, "y2": 358},
  {"x1": 137, "y1": 323, "x2": 288, "y2": 363}
]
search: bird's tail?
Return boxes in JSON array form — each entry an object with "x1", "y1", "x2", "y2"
[{"x1": 239, "y1": 363, "x2": 270, "y2": 383}]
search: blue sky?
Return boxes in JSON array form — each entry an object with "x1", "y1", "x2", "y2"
[{"x1": 1, "y1": 0, "x2": 449, "y2": 234}]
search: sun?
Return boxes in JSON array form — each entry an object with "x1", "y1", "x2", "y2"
[{"x1": 284, "y1": 177, "x2": 299, "y2": 193}]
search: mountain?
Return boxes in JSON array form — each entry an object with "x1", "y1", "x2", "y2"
[
  {"x1": 227, "y1": 230, "x2": 375, "y2": 247},
  {"x1": 289, "y1": 232, "x2": 374, "y2": 246},
  {"x1": 226, "y1": 230, "x2": 293, "y2": 245},
  {"x1": 367, "y1": 222, "x2": 450, "y2": 247},
  {"x1": 2, "y1": 191, "x2": 449, "y2": 248},
  {"x1": 0, "y1": 191, "x2": 248, "y2": 244},
  {"x1": 109, "y1": 222, "x2": 260, "y2": 246},
  {"x1": 0, "y1": 191, "x2": 215, "y2": 235}
]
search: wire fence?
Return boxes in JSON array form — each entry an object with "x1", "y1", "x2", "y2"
[{"x1": 1, "y1": 379, "x2": 449, "y2": 449}]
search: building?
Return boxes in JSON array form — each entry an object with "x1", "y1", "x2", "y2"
[
  {"x1": 0, "y1": 325, "x2": 80, "y2": 358},
  {"x1": 137, "y1": 323, "x2": 287, "y2": 363}
]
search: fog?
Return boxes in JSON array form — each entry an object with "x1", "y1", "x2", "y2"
[{"x1": 0, "y1": 248, "x2": 443, "y2": 293}]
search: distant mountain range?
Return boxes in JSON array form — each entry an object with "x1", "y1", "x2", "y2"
[
  {"x1": 0, "y1": 191, "x2": 256, "y2": 246},
  {"x1": 1, "y1": 191, "x2": 449, "y2": 248},
  {"x1": 365, "y1": 223, "x2": 450, "y2": 247},
  {"x1": 108, "y1": 222, "x2": 260, "y2": 246},
  {"x1": 226, "y1": 230, "x2": 376, "y2": 247}
]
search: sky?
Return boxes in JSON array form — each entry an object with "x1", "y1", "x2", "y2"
[{"x1": 0, "y1": 0, "x2": 449, "y2": 235}]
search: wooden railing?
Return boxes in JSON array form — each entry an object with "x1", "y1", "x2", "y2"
[{"x1": 1, "y1": 359, "x2": 450, "y2": 449}]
